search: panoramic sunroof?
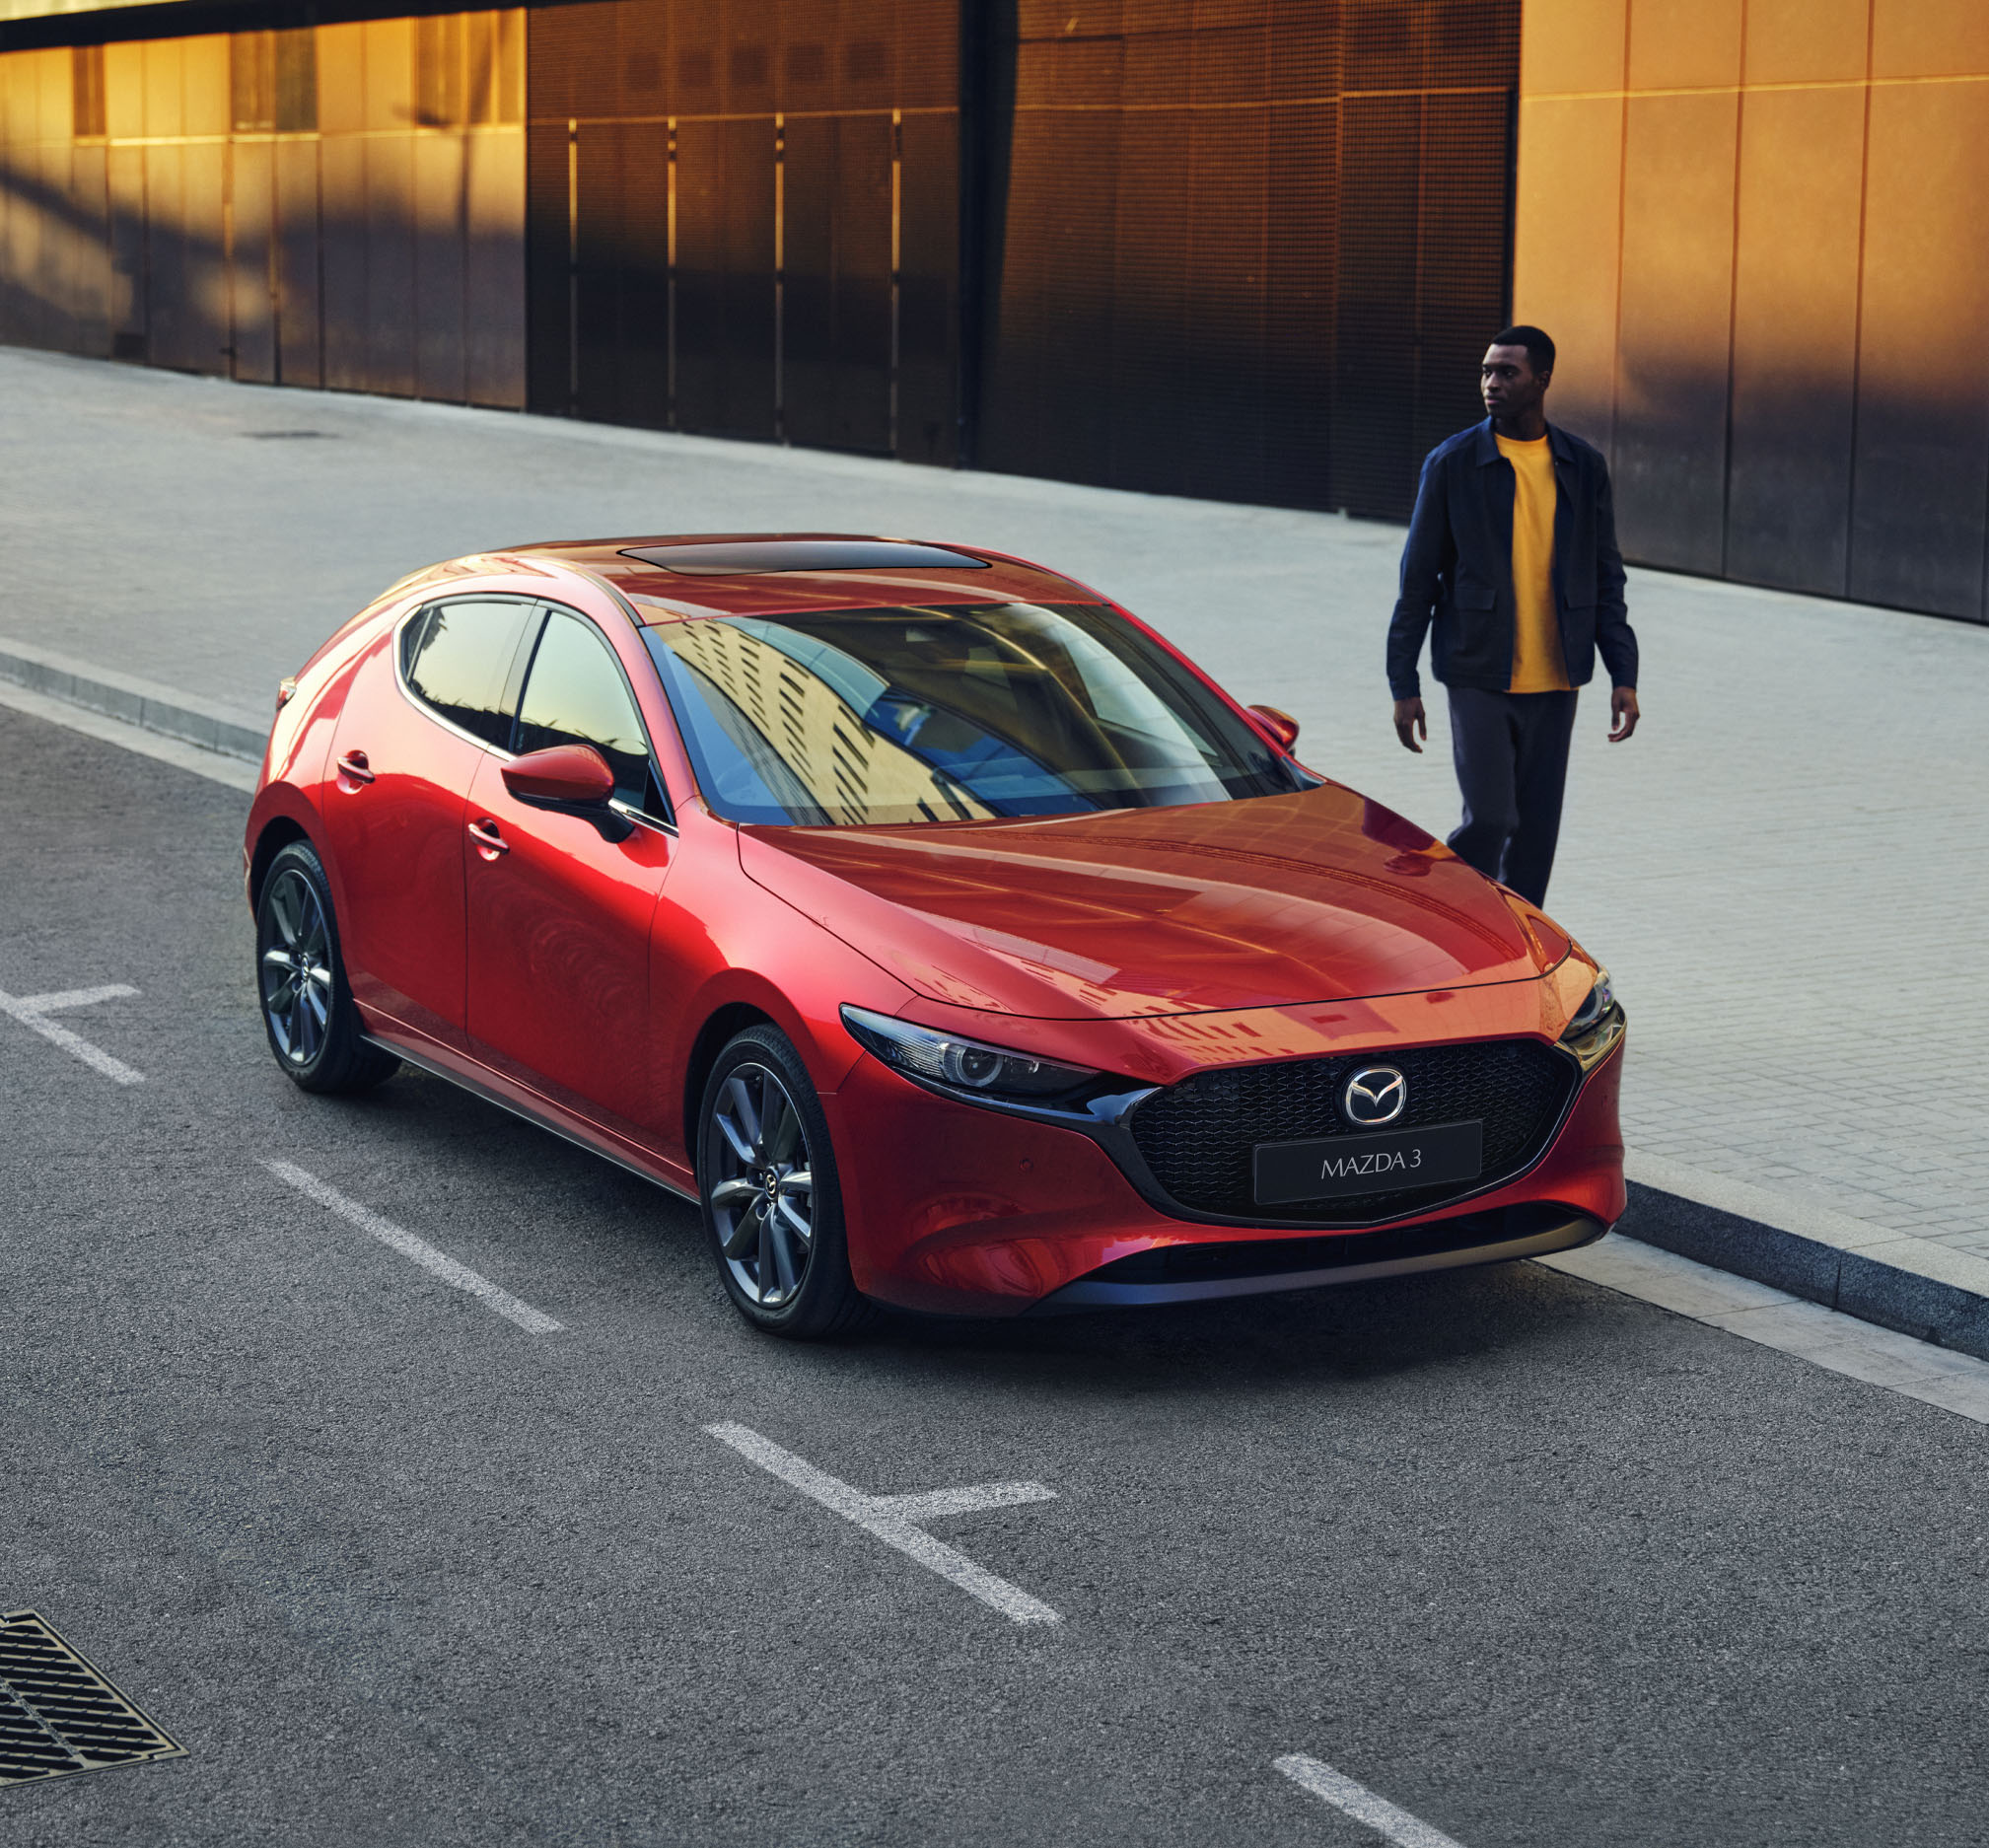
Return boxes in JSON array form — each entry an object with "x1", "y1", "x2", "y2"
[{"x1": 619, "y1": 539, "x2": 990, "y2": 575}]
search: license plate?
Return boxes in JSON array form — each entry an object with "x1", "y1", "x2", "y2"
[{"x1": 1252, "y1": 1120, "x2": 1483, "y2": 1205}]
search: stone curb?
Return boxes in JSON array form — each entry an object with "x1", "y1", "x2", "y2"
[
  {"x1": 0, "y1": 639, "x2": 268, "y2": 763},
  {"x1": 1618, "y1": 1179, "x2": 1989, "y2": 1364}
]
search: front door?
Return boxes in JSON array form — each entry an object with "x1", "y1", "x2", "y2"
[
  {"x1": 324, "y1": 597, "x2": 533, "y2": 1046},
  {"x1": 464, "y1": 606, "x2": 675, "y2": 1137}
]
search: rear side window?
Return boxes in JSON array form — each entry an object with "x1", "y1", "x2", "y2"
[
  {"x1": 401, "y1": 599, "x2": 531, "y2": 747},
  {"x1": 515, "y1": 609, "x2": 669, "y2": 819}
]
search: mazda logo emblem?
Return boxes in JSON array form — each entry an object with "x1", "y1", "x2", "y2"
[{"x1": 1343, "y1": 1066, "x2": 1407, "y2": 1127}]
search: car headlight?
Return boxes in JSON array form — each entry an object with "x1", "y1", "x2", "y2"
[
  {"x1": 1559, "y1": 967, "x2": 1624, "y2": 1072},
  {"x1": 840, "y1": 1005, "x2": 1101, "y2": 1105}
]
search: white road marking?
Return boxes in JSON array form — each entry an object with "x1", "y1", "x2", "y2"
[
  {"x1": 0, "y1": 983, "x2": 144, "y2": 1085},
  {"x1": 1275, "y1": 1756, "x2": 1468, "y2": 1848},
  {"x1": 0, "y1": 678, "x2": 259, "y2": 792},
  {"x1": 266, "y1": 1160, "x2": 563, "y2": 1334},
  {"x1": 1537, "y1": 1237, "x2": 1989, "y2": 1425},
  {"x1": 704, "y1": 1422, "x2": 1061, "y2": 1625}
]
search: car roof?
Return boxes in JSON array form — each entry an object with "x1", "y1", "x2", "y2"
[{"x1": 496, "y1": 533, "x2": 1101, "y2": 620}]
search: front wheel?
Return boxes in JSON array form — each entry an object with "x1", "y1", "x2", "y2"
[
  {"x1": 255, "y1": 840, "x2": 399, "y2": 1095},
  {"x1": 697, "y1": 1025, "x2": 874, "y2": 1338}
]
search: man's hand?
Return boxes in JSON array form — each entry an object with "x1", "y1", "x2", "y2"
[
  {"x1": 1392, "y1": 697, "x2": 1427, "y2": 753},
  {"x1": 1608, "y1": 685, "x2": 1640, "y2": 743}
]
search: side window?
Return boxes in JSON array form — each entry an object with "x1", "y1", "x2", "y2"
[
  {"x1": 515, "y1": 609, "x2": 669, "y2": 819},
  {"x1": 402, "y1": 599, "x2": 531, "y2": 747}
]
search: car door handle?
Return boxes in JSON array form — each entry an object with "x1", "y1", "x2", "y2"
[
  {"x1": 467, "y1": 817, "x2": 509, "y2": 858},
  {"x1": 335, "y1": 749, "x2": 376, "y2": 785}
]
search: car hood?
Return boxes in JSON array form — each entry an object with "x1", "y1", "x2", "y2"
[{"x1": 737, "y1": 786, "x2": 1569, "y2": 1021}]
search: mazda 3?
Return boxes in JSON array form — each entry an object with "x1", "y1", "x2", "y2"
[{"x1": 244, "y1": 534, "x2": 1626, "y2": 1336}]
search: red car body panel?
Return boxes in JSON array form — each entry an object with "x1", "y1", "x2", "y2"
[
  {"x1": 246, "y1": 535, "x2": 1626, "y2": 1316},
  {"x1": 736, "y1": 789, "x2": 1571, "y2": 1021}
]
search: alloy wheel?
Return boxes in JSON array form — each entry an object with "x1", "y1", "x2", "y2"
[
  {"x1": 706, "y1": 1062, "x2": 816, "y2": 1308},
  {"x1": 260, "y1": 868, "x2": 333, "y2": 1066}
]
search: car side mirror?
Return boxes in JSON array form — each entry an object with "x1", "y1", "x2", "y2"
[
  {"x1": 501, "y1": 744, "x2": 632, "y2": 841},
  {"x1": 1247, "y1": 704, "x2": 1301, "y2": 751}
]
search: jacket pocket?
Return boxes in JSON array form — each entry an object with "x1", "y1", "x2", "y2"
[{"x1": 1452, "y1": 574, "x2": 1497, "y2": 610}]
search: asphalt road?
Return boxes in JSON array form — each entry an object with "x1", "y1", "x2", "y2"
[{"x1": 2, "y1": 700, "x2": 1986, "y2": 1848}]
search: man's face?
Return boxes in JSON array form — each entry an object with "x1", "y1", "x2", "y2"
[{"x1": 1481, "y1": 345, "x2": 1547, "y2": 421}]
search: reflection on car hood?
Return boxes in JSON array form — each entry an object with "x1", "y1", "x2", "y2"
[{"x1": 738, "y1": 785, "x2": 1570, "y2": 1020}]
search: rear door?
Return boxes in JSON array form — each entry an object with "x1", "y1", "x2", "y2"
[
  {"x1": 323, "y1": 596, "x2": 534, "y2": 1046},
  {"x1": 463, "y1": 604, "x2": 675, "y2": 1137}
]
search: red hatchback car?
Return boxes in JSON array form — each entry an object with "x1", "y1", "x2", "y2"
[{"x1": 245, "y1": 535, "x2": 1626, "y2": 1336}]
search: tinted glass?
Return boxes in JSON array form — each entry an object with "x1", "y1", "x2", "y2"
[
  {"x1": 642, "y1": 603, "x2": 1310, "y2": 827},
  {"x1": 515, "y1": 609, "x2": 666, "y2": 817},
  {"x1": 621, "y1": 539, "x2": 990, "y2": 575},
  {"x1": 403, "y1": 599, "x2": 530, "y2": 747}
]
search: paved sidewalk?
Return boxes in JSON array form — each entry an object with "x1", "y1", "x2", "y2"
[{"x1": 4, "y1": 346, "x2": 1986, "y2": 1272}]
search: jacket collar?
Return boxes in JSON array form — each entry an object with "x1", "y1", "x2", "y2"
[{"x1": 1472, "y1": 415, "x2": 1576, "y2": 464}]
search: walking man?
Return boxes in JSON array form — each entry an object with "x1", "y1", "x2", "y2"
[{"x1": 1386, "y1": 325, "x2": 1640, "y2": 908}]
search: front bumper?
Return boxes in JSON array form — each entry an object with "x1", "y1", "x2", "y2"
[{"x1": 824, "y1": 1036, "x2": 1626, "y2": 1316}]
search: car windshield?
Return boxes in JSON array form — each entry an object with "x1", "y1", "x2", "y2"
[{"x1": 641, "y1": 603, "x2": 1312, "y2": 827}]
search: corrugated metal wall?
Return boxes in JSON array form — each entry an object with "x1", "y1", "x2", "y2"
[
  {"x1": 525, "y1": 0, "x2": 959, "y2": 462},
  {"x1": 0, "y1": 15, "x2": 526, "y2": 405},
  {"x1": 1514, "y1": 0, "x2": 1989, "y2": 622},
  {"x1": 975, "y1": 0, "x2": 1519, "y2": 519},
  {"x1": 4, "y1": 0, "x2": 1520, "y2": 527}
]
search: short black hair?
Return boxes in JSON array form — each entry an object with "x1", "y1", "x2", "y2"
[{"x1": 1490, "y1": 324, "x2": 1555, "y2": 376}]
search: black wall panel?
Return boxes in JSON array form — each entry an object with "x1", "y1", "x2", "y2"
[
  {"x1": 896, "y1": 108, "x2": 958, "y2": 466},
  {"x1": 675, "y1": 113, "x2": 774, "y2": 438},
  {"x1": 979, "y1": 0, "x2": 1517, "y2": 520},
  {"x1": 528, "y1": 0, "x2": 959, "y2": 455},
  {"x1": 783, "y1": 112, "x2": 892, "y2": 453}
]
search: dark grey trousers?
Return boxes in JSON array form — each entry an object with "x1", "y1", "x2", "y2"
[{"x1": 1444, "y1": 685, "x2": 1580, "y2": 907}]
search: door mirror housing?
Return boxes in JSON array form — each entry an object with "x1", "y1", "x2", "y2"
[
  {"x1": 501, "y1": 745, "x2": 632, "y2": 840},
  {"x1": 1247, "y1": 704, "x2": 1301, "y2": 752}
]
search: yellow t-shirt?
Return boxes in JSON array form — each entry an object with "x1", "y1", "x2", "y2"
[{"x1": 1497, "y1": 432, "x2": 1571, "y2": 693}]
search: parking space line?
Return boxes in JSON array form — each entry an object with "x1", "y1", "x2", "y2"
[
  {"x1": 266, "y1": 1160, "x2": 563, "y2": 1334},
  {"x1": 0, "y1": 984, "x2": 143, "y2": 1085},
  {"x1": 1274, "y1": 1756, "x2": 1469, "y2": 1848},
  {"x1": 704, "y1": 1422, "x2": 1061, "y2": 1625}
]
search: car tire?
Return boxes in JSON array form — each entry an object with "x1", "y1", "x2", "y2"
[
  {"x1": 697, "y1": 1024, "x2": 875, "y2": 1339},
  {"x1": 254, "y1": 839, "x2": 399, "y2": 1095}
]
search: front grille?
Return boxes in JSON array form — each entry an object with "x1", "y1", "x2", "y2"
[{"x1": 1126, "y1": 1037, "x2": 1578, "y2": 1224}]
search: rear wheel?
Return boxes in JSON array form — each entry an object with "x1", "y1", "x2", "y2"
[
  {"x1": 255, "y1": 840, "x2": 399, "y2": 1095},
  {"x1": 697, "y1": 1025, "x2": 874, "y2": 1338}
]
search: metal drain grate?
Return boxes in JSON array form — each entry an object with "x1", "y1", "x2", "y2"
[{"x1": 0, "y1": 1610, "x2": 183, "y2": 1788}]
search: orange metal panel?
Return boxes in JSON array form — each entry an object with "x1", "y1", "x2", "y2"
[
  {"x1": 273, "y1": 136, "x2": 322, "y2": 387},
  {"x1": 1871, "y1": 0, "x2": 1989, "y2": 79},
  {"x1": 317, "y1": 24, "x2": 365, "y2": 138},
  {"x1": 363, "y1": 18, "x2": 413, "y2": 134},
  {"x1": 103, "y1": 41, "x2": 142, "y2": 140},
  {"x1": 1851, "y1": 78, "x2": 1989, "y2": 616},
  {"x1": 230, "y1": 136, "x2": 276, "y2": 383},
  {"x1": 463, "y1": 123, "x2": 525, "y2": 407},
  {"x1": 413, "y1": 128, "x2": 465, "y2": 401},
  {"x1": 181, "y1": 35, "x2": 228, "y2": 139},
  {"x1": 1613, "y1": 89, "x2": 1738, "y2": 571},
  {"x1": 1626, "y1": 0, "x2": 1742, "y2": 91},
  {"x1": 1726, "y1": 84, "x2": 1865, "y2": 594},
  {"x1": 1520, "y1": 0, "x2": 1625, "y2": 97},
  {"x1": 143, "y1": 37, "x2": 181, "y2": 139},
  {"x1": 1744, "y1": 0, "x2": 1870, "y2": 84},
  {"x1": 364, "y1": 127, "x2": 417, "y2": 395},
  {"x1": 1512, "y1": 94, "x2": 1623, "y2": 462}
]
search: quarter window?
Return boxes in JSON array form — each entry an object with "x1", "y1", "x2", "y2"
[
  {"x1": 402, "y1": 599, "x2": 531, "y2": 747},
  {"x1": 515, "y1": 609, "x2": 668, "y2": 819}
]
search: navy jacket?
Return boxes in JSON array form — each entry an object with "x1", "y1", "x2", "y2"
[{"x1": 1385, "y1": 418, "x2": 1637, "y2": 700}]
